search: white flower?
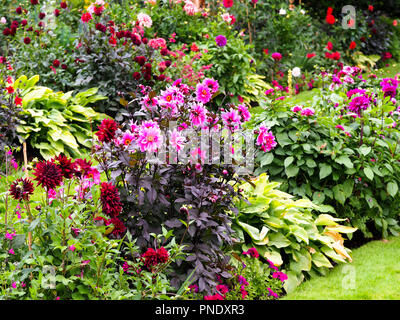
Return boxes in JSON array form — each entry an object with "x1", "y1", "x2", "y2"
[
  {"x1": 300, "y1": 9, "x2": 305, "y2": 15},
  {"x1": 0, "y1": 17, "x2": 6, "y2": 24},
  {"x1": 279, "y1": 8, "x2": 287, "y2": 15},
  {"x1": 292, "y1": 67, "x2": 301, "y2": 78},
  {"x1": 221, "y1": 13, "x2": 232, "y2": 24},
  {"x1": 137, "y1": 12, "x2": 153, "y2": 28}
]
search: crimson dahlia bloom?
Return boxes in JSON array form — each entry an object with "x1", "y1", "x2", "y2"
[
  {"x1": 33, "y1": 160, "x2": 63, "y2": 190},
  {"x1": 60, "y1": 2, "x2": 67, "y2": 9},
  {"x1": 52, "y1": 154, "x2": 75, "y2": 179},
  {"x1": 74, "y1": 158, "x2": 92, "y2": 178},
  {"x1": 31, "y1": 0, "x2": 39, "y2": 5},
  {"x1": 95, "y1": 118, "x2": 118, "y2": 143},
  {"x1": 156, "y1": 247, "x2": 169, "y2": 263},
  {"x1": 100, "y1": 182, "x2": 123, "y2": 217},
  {"x1": 9, "y1": 178, "x2": 35, "y2": 201},
  {"x1": 106, "y1": 217, "x2": 126, "y2": 237}
]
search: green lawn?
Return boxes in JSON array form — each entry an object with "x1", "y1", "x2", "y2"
[{"x1": 284, "y1": 236, "x2": 400, "y2": 300}]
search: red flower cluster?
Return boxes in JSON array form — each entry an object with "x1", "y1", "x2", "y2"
[
  {"x1": 349, "y1": 41, "x2": 356, "y2": 50},
  {"x1": 325, "y1": 41, "x2": 340, "y2": 60},
  {"x1": 141, "y1": 247, "x2": 170, "y2": 270},
  {"x1": 223, "y1": 0, "x2": 233, "y2": 8},
  {"x1": 33, "y1": 160, "x2": 63, "y2": 190},
  {"x1": 95, "y1": 118, "x2": 118, "y2": 143},
  {"x1": 106, "y1": 217, "x2": 126, "y2": 237},
  {"x1": 74, "y1": 158, "x2": 92, "y2": 178},
  {"x1": 325, "y1": 7, "x2": 335, "y2": 25},
  {"x1": 100, "y1": 182, "x2": 123, "y2": 217},
  {"x1": 52, "y1": 154, "x2": 75, "y2": 179},
  {"x1": 9, "y1": 178, "x2": 35, "y2": 201}
]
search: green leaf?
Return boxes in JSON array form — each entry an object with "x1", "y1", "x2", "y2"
[
  {"x1": 285, "y1": 164, "x2": 299, "y2": 178},
  {"x1": 358, "y1": 145, "x2": 371, "y2": 156},
  {"x1": 284, "y1": 156, "x2": 294, "y2": 168},
  {"x1": 268, "y1": 232, "x2": 291, "y2": 248},
  {"x1": 335, "y1": 155, "x2": 353, "y2": 169},
  {"x1": 363, "y1": 167, "x2": 374, "y2": 180},
  {"x1": 312, "y1": 252, "x2": 333, "y2": 268},
  {"x1": 319, "y1": 164, "x2": 332, "y2": 179},
  {"x1": 236, "y1": 221, "x2": 260, "y2": 241},
  {"x1": 387, "y1": 181, "x2": 398, "y2": 197},
  {"x1": 289, "y1": 225, "x2": 309, "y2": 244}
]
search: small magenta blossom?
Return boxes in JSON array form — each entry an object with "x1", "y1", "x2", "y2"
[
  {"x1": 215, "y1": 35, "x2": 227, "y2": 47},
  {"x1": 8, "y1": 248, "x2": 15, "y2": 255},
  {"x1": 300, "y1": 107, "x2": 315, "y2": 116},
  {"x1": 256, "y1": 126, "x2": 277, "y2": 152},
  {"x1": 267, "y1": 287, "x2": 278, "y2": 298},
  {"x1": 69, "y1": 245, "x2": 76, "y2": 251}
]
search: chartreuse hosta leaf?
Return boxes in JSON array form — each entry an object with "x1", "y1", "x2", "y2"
[
  {"x1": 233, "y1": 173, "x2": 356, "y2": 293},
  {"x1": 18, "y1": 75, "x2": 107, "y2": 159}
]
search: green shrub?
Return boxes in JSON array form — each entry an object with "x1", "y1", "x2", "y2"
[
  {"x1": 15, "y1": 75, "x2": 107, "y2": 159},
  {"x1": 233, "y1": 173, "x2": 356, "y2": 293}
]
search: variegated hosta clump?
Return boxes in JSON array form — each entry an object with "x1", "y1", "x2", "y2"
[{"x1": 232, "y1": 173, "x2": 357, "y2": 293}]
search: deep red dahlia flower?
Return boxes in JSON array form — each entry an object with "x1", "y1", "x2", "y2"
[
  {"x1": 53, "y1": 59, "x2": 60, "y2": 68},
  {"x1": 349, "y1": 41, "x2": 356, "y2": 50},
  {"x1": 9, "y1": 178, "x2": 35, "y2": 201},
  {"x1": 74, "y1": 158, "x2": 92, "y2": 178},
  {"x1": 95, "y1": 118, "x2": 118, "y2": 143},
  {"x1": 60, "y1": 1, "x2": 67, "y2": 9},
  {"x1": 24, "y1": 37, "x2": 31, "y2": 44},
  {"x1": 54, "y1": 9, "x2": 60, "y2": 17},
  {"x1": 132, "y1": 72, "x2": 141, "y2": 80},
  {"x1": 31, "y1": 0, "x2": 39, "y2": 5},
  {"x1": 106, "y1": 217, "x2": 126, "y2": 237},
  {"x1": 39, "y1": 12, "x2": 46, "y2": 19},
  {"x1": 134, "y1": 56, "x2": 146, "y2": 66},
  {"x1": 16, "y1": 7, "x2": 23, "y2": 14},
  {"x1": 33, "y1": 160, "x2": 63, "y2": 190},
  {"x1": 156, "y1": 247, "x2": 169, "y2": 264},
  {"x1": 100, "y1": 182, "x2": 123, "y2": 217},
  {"x1": 142, "y1": 248, "x2": 159, "y2": 269},
  {"x1": 52, "y1": 154, "x2": 75, "y2": 179}
]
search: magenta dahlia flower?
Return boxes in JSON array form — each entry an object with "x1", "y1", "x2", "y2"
[
  {"x1": 215, "y1": 35, "x2": 227, "y2": 47},
  {"x1": 196, "y1": 83, "x2": 212, "y2": 104},
  {"x1": 256, "y1": 126, "x2": 277, "y2": 152}
]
